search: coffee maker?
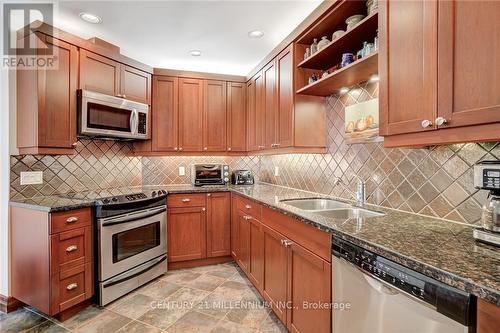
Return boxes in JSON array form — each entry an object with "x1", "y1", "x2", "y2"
[{"x1": 473, "y1": 161, "x2": 500, "y2": 247}]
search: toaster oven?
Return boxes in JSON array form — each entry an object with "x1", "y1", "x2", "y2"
[{"x1": 192, "y1": 164, "x2": 230, "y2": 186}]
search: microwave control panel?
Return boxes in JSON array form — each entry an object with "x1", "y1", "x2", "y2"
[{"x1": 138, "y1": 113, "x2": 147, "y2": 134}]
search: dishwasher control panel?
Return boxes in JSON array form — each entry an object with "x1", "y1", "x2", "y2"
[{"x1": 332, "y1": 236, "x2": 474, "y2": 327}]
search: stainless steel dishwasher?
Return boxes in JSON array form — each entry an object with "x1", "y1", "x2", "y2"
[{"x1": 332, "y1": 237, "x2": 475, "y2": 333}]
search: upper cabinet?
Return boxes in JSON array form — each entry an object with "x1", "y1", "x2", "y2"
[
  {"x1": 80, "y1": 49, "x2": 151, "y2": 105},
  {"x1": 203, "y1": 80, "x2": 227, "y2": 152},
  {"x1": 247, "y1": 44, "x2": 326, "y2": 154},
  {"x1": 380, "y1": 0, "x2": 500, "y2": 147},
  {"x1": 17, "y1": 33, "x2": 78, "y2": 155},
  {"x1": 178, "y1": 78, "x2": 204, "y2": 152},
  {"x1": 152, "y1": 76, "x2": 178, "y2": 152},
  {"x1": 227, "y1": 82, "x2": 247, "y2": 152}
]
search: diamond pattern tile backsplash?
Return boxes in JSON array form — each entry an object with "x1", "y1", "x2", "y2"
[
  {"x1": 10, "y1": 81, "x2": 500, "y2": 225},
  {"x1": 259, "y1": 81, "x2": 500, "y2": 225},
  {"x1": 10, "y1": 140, "x2": 142, "y2": 200}
]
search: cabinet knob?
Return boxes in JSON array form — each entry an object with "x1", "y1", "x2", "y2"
[
  {"x1": 72, "y1": 142, "x2": 77, "y2": 147},
  {"x1": 174, "y1": 147, "x2": 178, "y2": 151},
  {"x1": 258, "y1": 145, "x2": 265, "y2": 150},
  {"x1": 202, "y1": 207, "x2": 206, "y2": 211},
  {"x1": 122, "y1": 94, "x2": 127, "y2": 99},
  {"x1": 421, "y1": 119, "x2": 432, "y2": 128},
  {"x1": 179, "y1": 147, "x2": 183, "y2": 151},
  {"x1": 245, "y1": 204, "x2": 252, "y2": 209},
  {"x1": 66, "y1": 283, "x2": 78, "y2": 291},
  {"x1": 203, "y1": 147, "x2": 208, "y2": 151},
  {"x1": 207, "y1": 193, "x2": 211, "y2": 197},
  {"x1": 282, "y1": 239, "x2": 293, "y2": 247},
  {"x1": 243, "y1": 215, "x2": 252, "y2": 220},
  {"x1": 227, "y1": 147, "x2": 232, "y2": 151},
  {"x1": 66, "y1": 245, "x2": 78, "y2": 253},
  {"x1": 66, "y1": 216, "x2": 78, "y2": 223},
  {"x1": 435, "y1": 117, "x2": 447, "y2": 126}
]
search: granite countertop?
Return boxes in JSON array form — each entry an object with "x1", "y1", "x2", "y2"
[{"x1": 9, "y1": 183, "x2": 500, "y2": 305}]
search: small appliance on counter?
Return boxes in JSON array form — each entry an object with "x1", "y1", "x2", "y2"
[
  {"x1": 192, "y1": 164, "x2": 230, "y2": 186},
  {"x1": 231, "y1": 170, "x2": 255, "y2": 185},
  {"x1": 473, "y1": 160, "x2": 500, "y2": 247}
]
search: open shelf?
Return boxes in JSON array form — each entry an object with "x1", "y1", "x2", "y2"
[
  {"x1": 296, "y1": 52, "x2": 378, "y2": 97},
  {"x1": 297, "y1": 11, "x2": 378, "y2": 70},
  {"x1": 297, "y1": 0, "x2": 367, "y2": 45}
]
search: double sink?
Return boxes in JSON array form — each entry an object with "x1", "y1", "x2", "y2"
[{"x1": 280, "y1": 198, "x2": 385, "y2": 219}]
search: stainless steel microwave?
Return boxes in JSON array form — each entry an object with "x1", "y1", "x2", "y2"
[{"x1": 77, "y1": 89, "x2": 150, "y2": 140}]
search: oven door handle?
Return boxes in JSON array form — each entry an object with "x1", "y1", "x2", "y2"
[
  {"x1": 102, "y1": 255, "x2": 167, "y2": 288},
  {"x1": 101, "y1": 206, "x2": 166, "y2": 227}
]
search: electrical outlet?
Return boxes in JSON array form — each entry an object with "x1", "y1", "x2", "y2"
[
  {"x1": 274, "y1": 166, "x2": 279, "y2": 177},
  {"x1": 179, "y1": 166, "x2": 186, "y2": 176},
  {"x1": 20, "y1": 171, "x2": 43, "y2": 185}
]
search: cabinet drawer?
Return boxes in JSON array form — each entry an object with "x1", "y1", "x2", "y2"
[
  {"x1": 50, "y1": 208, "x2": 92, "y2": 234},
  {"x1": 262, "y1": 207, "x2": 331, "y2": 262},
  {"x1": 51, "y1": 227, "x2": 92, "y2": 273},
  {"x1": 57, "y1": 264, "x2": 86, "y2": 312},
  {"x1": 167, "y1": 194, "x2": 206, "y2": 208},
  {"x1": 235, "y1": 195, "x2": 262, "y2": 220}
]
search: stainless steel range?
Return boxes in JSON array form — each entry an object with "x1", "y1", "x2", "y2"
[{"x1": 70, "y1": 187, "x2": 168, "y2": 306}]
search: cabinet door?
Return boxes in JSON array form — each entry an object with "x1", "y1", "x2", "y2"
[
  {"x1": 203, "y1": 80, "x2": 227, "y2": 152},
  {"x1": 246, "y1": 77, "x2": 258, "y2": 151},
  {"x1": 379, "y1": 0, "x2": 438, "y2": 136},
  {"x1": 178, "y1": 78, "x2": 203, "y2": 152},
  {"x1": 38, "y1": 36, "x2": 78, "y2": 149},
  {"x1": 231, "y1": 196, "x2": 239, "y2": 260},
  {"x1": 167, "y1": 207, "x2": 206, "y2": 262},
  {"x1": 120, "y1": 65, "x2": 151, "y2": 104},
  {"x1": 437, "y1": 0, "x2": 500, "y2": 128},
  {"x1": 236, "y1": 209, "x2": 250, "y2": 272},
  {"x1": 227, "y1": 82, "x2": 247, "y2": 152},
  {"x1": 206, "y1": 192, "x2": 231, "y2": 258},
  {"x1": 262, "y1": 223, "x2": 288, "y2": 322},
  {"x1": 277, "y1": 46, "x2": 294, "y2": 148},
  {"x1": 286, "y1": 242, "x2": 331, "y2": 333},
  {"x1": 264, "y1": 60, "x2": 278, "y2": 148},
  {"x1": 477, "y1": 299, "x2": 500, "y2": 333},
  {"x1": 152, "y1": 76, "x2": 178, "y2": 152},
  {"x1": 248, "y1": 217, "x2": 264, "y2": 292},
  {"x1": 79, "y1": 50, "x2": 120, "y2": 96}
]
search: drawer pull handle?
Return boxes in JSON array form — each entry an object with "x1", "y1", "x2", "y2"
[
  {"x1": 66, "y1": 245, "x2": 78, "y2": 253},
  {"x1": 245, "y1": 204, "x2": 252, "y2": 209},
  {"x1": 66, "y1": 217, "x2": 78, "y2": 223},
  {"x1": 66, "y1": 283, "x2": 78, "y2": 291},
  {"x1": 243, "y1": 215, "x2": 252, "y2": 221},
  {"x1": 181, "y1": 198, "x2": 191, "y2": 202}
]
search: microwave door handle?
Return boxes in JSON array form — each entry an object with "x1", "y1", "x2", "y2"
[
  {"x1": 134, "y1": 109, "x2": 139, "y2": 135},
  {"x1": 130, "y1": 109, "x2": 138, "y2": 135}
]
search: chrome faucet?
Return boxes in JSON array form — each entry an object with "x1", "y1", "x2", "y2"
[{"x1": 334, "y1": 176, "x2": 366, "y2": 205}]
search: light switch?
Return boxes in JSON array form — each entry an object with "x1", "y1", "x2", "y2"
[
  {"x1": 20, "y1": 171, "x2": 43, "y2": 185},
  {"x1": 274, "y1": 166, "x2": 280, "y2": 177},
  {"x1": 179, "y1": 166, "x2": 186, "y2": 176}
]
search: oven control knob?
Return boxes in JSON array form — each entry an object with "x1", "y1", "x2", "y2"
[
  {"x1": 152, "y1": 191, "x2": 157, "y2": 197},
  {"x1": 112, "y1": 197, "x2": 118, "y2": 202},
  {"x1": 103, "y1": 198, "x2": 110, "y2": 204},
  {"x1": 224, "y1": 177, "x2": 229, "y2": 182}
]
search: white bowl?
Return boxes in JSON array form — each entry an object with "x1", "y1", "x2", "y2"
[{"x1": 346, "y1": 14, "x2": 366, "y2": 29}]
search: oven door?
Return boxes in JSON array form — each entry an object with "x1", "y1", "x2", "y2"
[
  {"x1": 78, "y1": 89, "x2": 149, "y2": 140},
  {"x1": 98, "y1": 205, "x2": 166, "y2": 281}
]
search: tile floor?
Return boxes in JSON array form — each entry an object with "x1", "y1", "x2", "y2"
[{"x1": 0, "y1": 262, "x2": 287, "y2": 333}]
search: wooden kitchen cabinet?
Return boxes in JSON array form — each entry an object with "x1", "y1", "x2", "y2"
[
  {"x1": 178, "y1": 78, "x2": 204, "y2": 152},
  {"x1": 247, "y1": 71, "x2": 265, "y2": 151},
  {"x1": 17, "y1": 33, "x2": 78, "y2": 155},
  {"x1": 152, "y1": 76, "x2": 179, "y2": 151},
  {"x1": 262, "y1": 223, "x2": 288, "y2": 322},
  {"x1": 477, "y1": 299, "x2": 500, "y2": 333},
  {"x1": 227, "y1": 82, "x2": 247, "y2": 152},
  {"x1": 206, "y1": 192, "x2": 231, "y2": 258},
  {"x1": 167, "y1": 193, "x2": 231, "y2": 265},
  {"x1": 80, "y1": 49, "x2": 151, "y2": 104},
  {"x1": 264, "y1": 60, "x2": 278, "y2": 149},
  {"x1": 203, "y1": 80, "x2": 227, "y2": 152},
  {"x1": 276, "y1": 46, "x2": 294, "y2": 148},
  {"x1": 380, "y1": 0, "x2": 500, "y2": 147},
  {"x1": 11, "y1": 206, "x2": 93, "y2": 317},
  {"x1": 236, "y1": 209, "x2": 250, "y2": 272}
]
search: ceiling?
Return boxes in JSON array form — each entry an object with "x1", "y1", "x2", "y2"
[{"x1": 53, "y1": 0, "x2": 322, "y2": 75}]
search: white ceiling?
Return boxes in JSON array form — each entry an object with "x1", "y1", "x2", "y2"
[{"x1": 53, "y1": 0, "x2": 322, "y2": 75}]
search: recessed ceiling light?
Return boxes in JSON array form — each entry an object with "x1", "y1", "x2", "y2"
[
  {"x1": 79, "y1": 12, "x2": 102, "y2": 24},
  {"x1": 248, "y1": 30, "x2": 264, "y2": 38},
  {"x1": 189, "y1": 50, "x2": 202, "y2": 57},
  {"x1": 339, "y1": 87, "x2": 349, "y2": 94},
  {"x1": 369, "y1": 74, "x2": 379, "y2": 82}
]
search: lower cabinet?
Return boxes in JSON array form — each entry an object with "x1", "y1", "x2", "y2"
[
  {"x1": 11, "y1": 207, "x2": 94, "y2": 317},
  {"x1": 167, "y1": 192, "x2": 231, "y2": 263},
  {"x1": 231, "y1": 195, "x2": 332, "y2": 333},
  {"x1": 477, "y1": 298, "x2": 500, "y2": 333}
]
